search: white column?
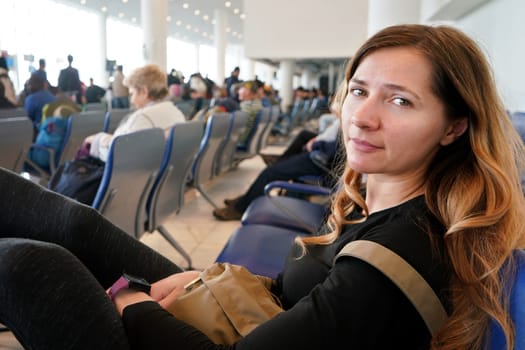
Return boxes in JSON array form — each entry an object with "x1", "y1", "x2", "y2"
[
  {"x1": 337, "y1": 63, "x2": 346, "y2": 89},
  {"x1": 247, "y1": 59, "x2": 255, "y2": 80},
  {"x1": 301, "y1": 68, "x2": 313, "y2": 89},
  {"x1": 214, "y1": 9, "x2": 227, "y2": 85},
  {"x1": 328, "y1": 62, "x2": 335, "y2": 95},
  {"x1": 98, "y1": 13, "x2": 109, "y2": 87},
  {"x1": 195, "y1": 43, "x2": 201, "y2": 73},
  {"x1": 280, "y1": 59, "x2": 295, "y2": 113},
  {"x1": 141, "y1": 0, "x2": 168, "y2": 70},
  {"x1": 368, "y1": 0, "x2": 421, "y2": 37}
]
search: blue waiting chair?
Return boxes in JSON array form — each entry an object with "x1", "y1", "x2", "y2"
[
  {"x1": 0, "y1": 117, "x2": 34, "y2": 172},
  {"x1": 214, "y1": 110, "x2": 248, "y2": 175},
  {"x1": 141, "y1": 121, "x2": 203, "y2": 269},
  {"x1": 103, "y1": 108, "x2": 132, "y2": 133},
  {"x1": 241, "y1": 181, "x2": 331, "y2": 234},
  {"x1": 92, "y1": 128, "x2": 165, "y2": 236},
  {"x1": 233, "y1": 107, "x2": 271, "y2": 166},
  {"x1": 488, "y1": 249, "x2": 525, "y2": 349},
  {"x1": 188, "y1": 113, "x2": 231, "y2": 208},
  {"x1": 215, "y1": 224, "x2": 308, "y2": 278}
]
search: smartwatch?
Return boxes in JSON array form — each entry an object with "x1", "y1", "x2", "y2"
[{"x1": 108, "y1": 273, "x2": 151, "y2": 301}]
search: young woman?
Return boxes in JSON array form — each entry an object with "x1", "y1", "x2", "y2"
[{"x1": 1, "y1": 24, "x2": 523, "y2": 349}]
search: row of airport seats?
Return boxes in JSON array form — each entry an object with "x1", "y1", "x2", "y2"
[
  {"x1": 23, "y1": 109, "x2": 130, "y2": 183},
  {"x1": 0, "y1": 105, "x2": 281, "y2": 270},
  {"x1": 272, "y1": 97, "x2": 323, "y2": 137}
]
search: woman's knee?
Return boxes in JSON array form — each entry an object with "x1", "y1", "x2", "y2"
[{"x1": 0, "y1": 238, "x2": 71, "y2": 283}]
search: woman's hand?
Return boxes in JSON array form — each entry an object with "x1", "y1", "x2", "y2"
[
  {"x1": 84, "y1": 134, "x2": 95, "y2": 145},
  {"x1": 150, "y1": 270, "x2": 201, "y2": 308},
  {"x1": 305, "y1": 137, "x2": 317, "y2": 152}
]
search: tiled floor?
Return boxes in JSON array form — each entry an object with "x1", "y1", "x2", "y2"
[{"x1": 0, "y1": 143, "x2": 286, "y2": 349}]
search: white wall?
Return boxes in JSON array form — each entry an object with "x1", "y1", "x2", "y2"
[
  {"x1": 454, "y1": 0, "x2": 525, "y2": 112},
  {"x1": 243, "y1": 0, "x2": 368, "y2": 60}
]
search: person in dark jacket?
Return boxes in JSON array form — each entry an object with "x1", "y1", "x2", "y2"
[{"x1": 57, "y1": 54, "x2": 82, "y2": 104}]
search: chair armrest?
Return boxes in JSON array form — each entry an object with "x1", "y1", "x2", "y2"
[{"x1": 263, "y1": 181, "x2": 331, "y2": 196}]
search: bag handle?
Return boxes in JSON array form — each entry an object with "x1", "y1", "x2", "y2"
[{"x1": 334, "y1": 240, "x2": 447, "y2": 336}]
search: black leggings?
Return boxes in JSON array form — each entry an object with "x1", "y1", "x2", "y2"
[{"x1": 0, "y1": 168, "x2": 182, "y2": 349}]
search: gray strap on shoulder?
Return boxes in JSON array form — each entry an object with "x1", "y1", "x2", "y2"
[{"x1": 334, "y1": 240, "x2": 447, "y2": 336}]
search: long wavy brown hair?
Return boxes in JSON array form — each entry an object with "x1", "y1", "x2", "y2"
[{"x1": 301, "y1": 24, "x2": 525, "y2": 349}]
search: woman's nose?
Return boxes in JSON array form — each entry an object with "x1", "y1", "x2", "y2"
[{"x1": 351, "y1": 97, "x2": 380, "y2": 130}]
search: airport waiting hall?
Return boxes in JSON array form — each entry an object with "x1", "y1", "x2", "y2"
[{"x1": 2, "y1": 0, "x2": 525, "y2": 348}]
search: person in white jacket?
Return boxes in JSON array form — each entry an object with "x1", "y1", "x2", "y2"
[{"x1": 85, "y1": 64, "x2": 186, "y2": 162}]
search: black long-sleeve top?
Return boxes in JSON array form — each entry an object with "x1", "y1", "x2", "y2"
[{"x1": 122, "y1": 196, "x2": 450, "y2": 349}]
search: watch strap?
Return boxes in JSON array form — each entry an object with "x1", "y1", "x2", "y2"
[{"x1": 108, "y1": 275, "x2": 129, "y2": 301}]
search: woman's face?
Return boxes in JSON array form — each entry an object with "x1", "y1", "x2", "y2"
[
  {"x1": 341, "y1": 47, "x2": 462, "y2": 181},
  {"x1": 129, "y1": 86, "x2": 149, "y2": 108}
]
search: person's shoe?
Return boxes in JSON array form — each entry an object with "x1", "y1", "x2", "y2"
[
  {"x1": 260, "y1": 154, "x2": 280, "y2": 166},
  {"x1": 213, "y1": 206, "x2": 243, "y2": 221},
  {"x1": 224, "y1": 195, "x2": 242, "y2": 207}
]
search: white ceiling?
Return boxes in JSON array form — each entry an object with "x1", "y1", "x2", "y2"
[
  {"x1": 58, "y1": 0, "x2": 346, "y2": 72},
  {"x1": 60, "y1": 0, "x2": 245, "y2": 46}
]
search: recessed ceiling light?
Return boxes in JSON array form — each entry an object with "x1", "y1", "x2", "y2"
[
  {"x1": 240, "y1": 13, "x2": 246, "y2": 19},
  {"x1": 166, "y1": 16, "x2": 172, "y2": 21},
  {"x1": 118, "y1": 12, "x2": 124, "y2": 18},
  {"x1": 182, "y1": 3, "x2": 189, "y2": 9},
  {"x1": 101, "y1": 6, "x2": 107, "y2": 12},
  {"x1": 131, "y1": 17, "x2": 136, "y2": 22},
  {"x1": 211, "y1": 19, "x2": 216, "y2": 24},
  {"x1": 80, "y1": 0, "x2": 86, "y2": 5},
  {"x1": 233, "y1": 8, "x2": 240, "y2": 14},
  {"x1": 194, "y1": 9, "x2": 200, "y2": 16},
  {"x1": 202, "y1": 32, "x2": 208, "y2": 37},
  {"x1": 203, "y1": 14, "x2": 209, "y2": 21},
  {"x1": 194, "y1": 27, "x2": 199, "y2": 32},
  {"x1": 225, "y1": 1, "x2": 232, "y2": 8},
  {"x1": 122, "y1": 0, "x2": 128, "y2": 3},
  {"x1": 176, "y1": 20, "x2": 182, "y2": 26},
  {"x1": 186, "y1": 24, "x2": 192, "y2": 30},
  {"x1": 226, "y1": 27, "x2": 231, "y2": 33}
]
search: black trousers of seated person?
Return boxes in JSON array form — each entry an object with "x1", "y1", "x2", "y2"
[
  {"x1": 0, "y1": 168, "x2": 182, "y2": 350},
  {"x1": 233, "y1": 152, "x2": 326, "y2": 214},
  {"x1": 277, "y1": 129, "x2": 317, "y2": 161}
]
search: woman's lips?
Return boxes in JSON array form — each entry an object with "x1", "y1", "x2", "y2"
[{"x1": 350, "y1": 138, "x2": 380, "y2": 152}]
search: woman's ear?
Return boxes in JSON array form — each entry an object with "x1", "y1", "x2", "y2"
[{"x1": 440, "y1": 118, "x2": 468, "y2": 146}]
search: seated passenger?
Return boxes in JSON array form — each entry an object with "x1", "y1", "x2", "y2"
[
  {"x1": 23, "y1": 74, "x2": 56, "y2": 137},
  {"x1": 0, "y1": 24, "x2": 524, "y2": 350},
  {"x1": 236, "y1": 80, "x2": 263, "y2": 150},
  {"x1": 213, "y1": 121, "x2": 341, "y2": 221},
  {"x1": 85, "y1": 64, "x2": 186, "y2": 162}
]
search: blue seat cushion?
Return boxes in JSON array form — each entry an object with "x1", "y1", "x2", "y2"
[
  {"x1": 215, "y1": 224, "x2": 308, "y2": 278},
  {"x1": 241, "y1": 196, "x2": 328, "y2": 234},
  {"x1": 487, "y1": 249, "x2": 525, "y2": 349}
]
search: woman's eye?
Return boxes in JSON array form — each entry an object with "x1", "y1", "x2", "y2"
[
  {"x1": 350, "y1": 88, "x2": 365, "y2": 97},
  {"x1": 392, "y1": 97, "x2": 411, "y2": 106}
]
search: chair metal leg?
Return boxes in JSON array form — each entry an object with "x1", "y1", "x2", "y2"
[
  {"x1": 157, "y1": 225, "x2": 193, "y2": 270},
  {"x1": 196, "y1": 184, "x2": 219, "y2": 209}
]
